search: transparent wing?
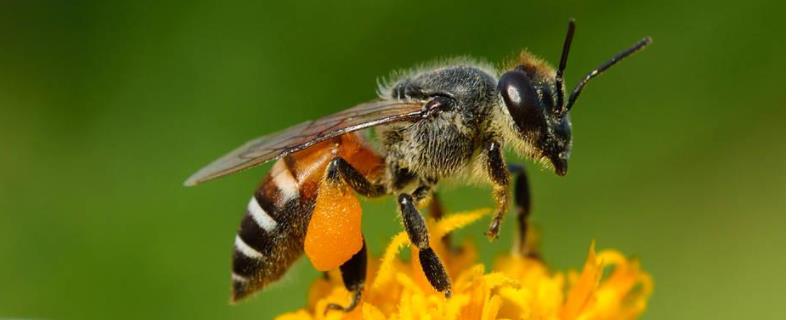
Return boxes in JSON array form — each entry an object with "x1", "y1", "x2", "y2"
[{"x1": 184, "y1": 100, "x2": 429, "y2": 186}]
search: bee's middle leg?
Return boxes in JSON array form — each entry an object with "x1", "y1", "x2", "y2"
[
  {"x1": 398, "y1": 193, "x2": 452, "y2": 297},
  {"x1": 409, "y1": 183, "x2": 445, "y2": 221},
  {"x1": 428, "y1": 192, "x2": 445, "y2": 220}
]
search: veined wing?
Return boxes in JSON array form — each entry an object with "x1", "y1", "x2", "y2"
[{"x1": 184, "y1": 100, "x2": 431, "y2": 186}]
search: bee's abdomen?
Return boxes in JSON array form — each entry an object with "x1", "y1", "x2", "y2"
[
  {"x1": 229, "y1": 133, "x2": 384, "y2": 301},
  {"x1": 231, "y1": 158, "x2": 312, "y2": 302}
]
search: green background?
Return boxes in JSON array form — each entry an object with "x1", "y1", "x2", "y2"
[{"x1": 0, "y1": 0, "x2": 784, "y2": 319}]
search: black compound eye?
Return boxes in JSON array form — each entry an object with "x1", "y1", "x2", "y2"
[{"x1": 498, "y1": 70, "x2": 547, "y2": 133}]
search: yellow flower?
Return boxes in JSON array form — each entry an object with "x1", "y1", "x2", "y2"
[{"x1": 276, "y1": 209, "x2": 653, "y2": 320}]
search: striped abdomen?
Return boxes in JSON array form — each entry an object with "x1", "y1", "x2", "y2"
[{"x1": 230, "y1": 133, "x2": 384, "y2": 301}]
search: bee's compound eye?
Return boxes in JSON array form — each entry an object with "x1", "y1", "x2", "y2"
[
  {"x1": 498, "y1": 70, "x2": 546, "y2": 132},
  {"x1": 498, "y1": 71, "x2": 532, "y2": 110}
]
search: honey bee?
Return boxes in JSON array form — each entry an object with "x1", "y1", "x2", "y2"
[{"x1": 185, "y1": 19, "x2": 651, "y2": 312}]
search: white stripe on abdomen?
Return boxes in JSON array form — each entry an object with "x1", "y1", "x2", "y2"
[
  {"x1": 248, "y1": 196, "x2": 277, "y2": 232},
  {"x1": 235, "y1": 235, "x2": 264, "y2": 259},
  {"x1": 232, "y1": 272, "x2": 248, "y2": 283},
  {"x1": 271, "y1": 159, "x2": 299, "y2": 206}
]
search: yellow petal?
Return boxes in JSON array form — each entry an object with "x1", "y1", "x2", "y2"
[
  {"x1": 433, "y1": 208, "x2": 492, "y2": 236},
  {"x1": 274, "y1": 310, "x2": 313, "y2": 320},
  {"x1": 273, "y1": 209, "x2": 653, "y2": 320},
  {"x1": 561, "y1": 241, "x2": 601, "y2": 320},
  {"x1": 483, "y1": 272, "x2": 520, "y2": 291},
  {"x1": 361, "y1": 302, "x2": 386, "y2": 320},
  {"x1": 481, "y1": 295, "x2": 503, "y2": 320},
  {"x1": 373, "y1": 233, "x2": 410, "y2": 290}
]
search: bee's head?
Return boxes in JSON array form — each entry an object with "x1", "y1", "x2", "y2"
[
  {"x1": 498, "y1": 62, "x2": 572, "y2": 176},
  {"x1": 497, "y1": 19, "x2": 651, "y2": 176}
]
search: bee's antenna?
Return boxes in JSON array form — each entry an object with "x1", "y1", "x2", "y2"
[
  {"x1": 566, "y1": 36, "x2": 653, "y2": 111},
  {"x1": 555, "y1": 18, "x2": 576, "y2": 114}
]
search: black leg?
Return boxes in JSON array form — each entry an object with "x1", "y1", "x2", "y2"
[
  {"x1": 484, "y1": 140, "x2": 510, "y2": 240},
  {"x1": 321, "y1": 158, "x2": 379, "y2": 313},
  {"x1": 410, "y1": 177, "x2": 437, "y2": 203},
  {"x1": 508, "y1": 164, "x2": 537, "y2": 257},
  {"x1": 327, "y1": 157, "x2": 387, "y2": 197},
  {"x1": 411, "y1": 184, "x2": 431, "y2": 201},
  {"x1": 428, "y1": 192, "x2": 445, "y2": 221},
  {"x1": 398, "y1": 194, "x2": 452, "y2": 297},
  {"x1": 325, "y1": 238, "x2": 367, "y2": 313}
]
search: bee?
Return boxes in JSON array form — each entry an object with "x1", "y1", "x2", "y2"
[{"x1": 185, "y1": 19, "x2": 651, "y2": 312}]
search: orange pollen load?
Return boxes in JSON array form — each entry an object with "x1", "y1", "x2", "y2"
[{"x1": 304, "y1": 179, "x2": 363, "y2": 271}]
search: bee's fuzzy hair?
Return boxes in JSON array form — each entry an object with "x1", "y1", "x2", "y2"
[
  {"x1": 375, "y1": 52, "x2": 558, "y2": 186},
  {"x1": 377, "y1": 56, "x2": 498, "y2": 100},
  {"x1": 501, "y1": 50, "x2": 557, "y2": 78}
]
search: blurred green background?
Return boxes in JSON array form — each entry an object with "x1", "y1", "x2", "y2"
[{"x1": 0, "y1": 0, "x2": 784, "y2": 319}]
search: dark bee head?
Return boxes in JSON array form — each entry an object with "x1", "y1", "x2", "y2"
[
  {"x1": 498, "y1": 62, "x2": 571, "y2": 176},
  {"x1": 497, "y1": 19, "x2": 651, "y2": 176}
]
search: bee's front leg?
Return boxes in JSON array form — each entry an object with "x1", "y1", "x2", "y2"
[
  {"x1": 398, "y1": 194, "x2": 452, "y2": 297},
  {"x1": 508, "y1": 164, "x2": 538, "y2": 257},
  {"x1": 484, "y1": 140, "x2": 510, "y2": 241}
]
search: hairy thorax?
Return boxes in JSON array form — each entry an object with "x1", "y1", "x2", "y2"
[{"x1": 376, "y1": 62, "x2": 500, "y2": 189}]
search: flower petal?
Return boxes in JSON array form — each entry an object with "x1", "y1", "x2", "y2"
[
  {"x1": 561, "y1": 241, "x2": 602, "y2": 320},
  {"x1": 372, "y1": 232, "x2": 410, "y2": 290}
]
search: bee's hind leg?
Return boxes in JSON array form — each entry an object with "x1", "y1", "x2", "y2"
[
  {"x1": 398, "y1": 193, "x2": 452, "y2": 297},
  {"x1": 320, "y1": 154, "x2": 383, "y2": 314},
  {"x1": 326, "y1": 157, "x2": 387, "y2": 197},
  {"x1": 325, "y1": 237, "x2": 367, "y2": 313}
]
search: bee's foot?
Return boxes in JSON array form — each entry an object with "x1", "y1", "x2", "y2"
[
  {"x1": 485, "y1": 218, "x2": 502, "y2": 241},
  {"x1": 324, "y1": 288, "x2": 362, "y2": 314},
  {"x1": 324, "y1": 302, "x2": 356, "y2": 314},
  {"x1": 444, "y1": 288, "x2": 452, "y2": 298}
]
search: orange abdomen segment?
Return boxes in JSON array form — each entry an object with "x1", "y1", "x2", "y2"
[{"x1": 304, "y1": 175, "x2": 364, "y2": 271}]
